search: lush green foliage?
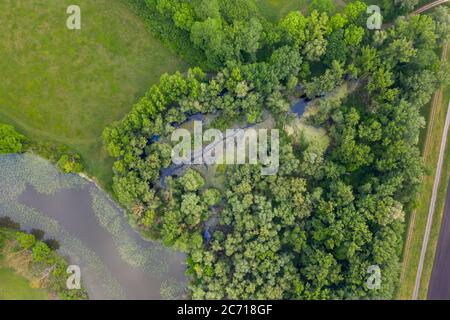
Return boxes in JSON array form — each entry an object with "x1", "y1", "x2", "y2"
[
  {"x1": 57, "y1": 153, "x2": 84, "y2": 174},
  {"x1": 0, "y1": 124, "x2": 26, "y2": 154},
  {"x1": 105, "y1": 1, "x2": 449, "y2": 299}
]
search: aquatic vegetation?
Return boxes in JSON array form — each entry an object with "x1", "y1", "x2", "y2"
[
  {"x1": 0, "y1": 154, "x2": 186, "y2": 299},
  {"x1": 160, "y1": 277, "x2": 187, "y2": 300},
  {"x1": 90, "y1": 188, "x2": 173, "y2": 274},
  {"x1": 0, "y1": 201, "x2": 125, "y2": 299}
]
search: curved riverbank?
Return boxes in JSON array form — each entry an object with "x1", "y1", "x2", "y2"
[{"x1": 0, "y1": 153, "x2": 186, "y2": 299}]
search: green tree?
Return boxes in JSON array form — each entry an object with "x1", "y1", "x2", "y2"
[
  {"x1": 0, "y1": 124, "x2": 26, "y2": 154},
  {"x1": 202, "y1": 188, "x2": 222, "y2": 206},
  {"x1": 280, "y1": 11, "x2": 308, "y2": 46},
  {"x1": 15, "y1": 232, "x2": 36, "y2": 250},
  {"x1": 397, "y1": 0, "x2": 419, "y2": 12},
  {"x1": 181, "y1": 193, "x2": 206, "y2": 225},
  {"x1": 32, "y1": 242, "x2": 52, "y2": 262},
  {"x1": 57, "y1": 154, "x2": 84, "y2": 173},
  {"x1": 324, "y1": 30, "x2": 348, "y2": 65},
  {"x1": 432, "y1": 6, "x2": 450, "y2": 46},
  {"x1": 385, "y1": 38, "x2": 417, "y2": 65},
  {"x1": 178, "y1": 169, "x2": 205, "y2": 192},
  {"x1": 190, "y1": 18, "x2": 229, "y2": 67}
]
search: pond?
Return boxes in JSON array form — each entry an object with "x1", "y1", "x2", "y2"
[
  {"x1": 290, "y1": 98, "x2": 309, "y2": 116},
  {"x1": 0, "y1": 154, "x2": 187, "y2": 300}
]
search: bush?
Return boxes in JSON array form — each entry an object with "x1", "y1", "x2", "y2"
[
  {"x1": 57, "y1": 153, "x2": 84, "y2": 173},
  {"x1": 32, "y1": 241, "x2": 52, "y2": 262},
  {"x1": 0, "y1": 217, "x2": 20, "y2": 229},
  {"x1": 30, "y1": 229, "x2": 45, "y2": 240},
  {"x1": 15, "y1": 232, "x2": 36, "y2": 250},
  {"x1": 0, "y1": 124, "x2": 26, "y2": 154},
  {"x1": 44, "y1": 239, "x2": 60, "y2": 250}
]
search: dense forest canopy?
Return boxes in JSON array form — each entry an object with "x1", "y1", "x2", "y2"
[{"x1": 105, "y1": 1, "x2": 450, "y2": 299}]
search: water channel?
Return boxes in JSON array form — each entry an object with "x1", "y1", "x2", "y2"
[{"x1": 0, "y1": 154, "x2": 186, "y2": 300}]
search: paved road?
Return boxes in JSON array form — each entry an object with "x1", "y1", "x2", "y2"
[
  {"x1": 413, "y1": 100, "x2": 450, "y2": 300},
  {"x1": 428, "y1": 178, "x2": 450, "y2": 299}
]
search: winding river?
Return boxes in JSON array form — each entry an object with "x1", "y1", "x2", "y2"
[{"x1": 0, "y1": 154, "x2": 186, "y2": 300}]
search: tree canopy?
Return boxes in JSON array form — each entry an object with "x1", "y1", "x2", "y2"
[{"x1": 105, "y1": 1, "x2": 450, "y2": 299}]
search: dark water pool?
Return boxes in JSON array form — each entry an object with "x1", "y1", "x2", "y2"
[{"x1": 291, "y1": 98, "x2": 309, "y2": 117}]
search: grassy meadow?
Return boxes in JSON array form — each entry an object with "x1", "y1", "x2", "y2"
[
  {"x1": 0, "y1": 0, "x2": 186, "y2": 188},
  {"x1": 254, "y1": 0, "x2": 309, "y2": 20},
  {"x1": 0, "y1": 264, "x2": 49, "y2": 300},
  {"x1": 398, "y1": 48, "x2": 450, "y2": 299}
]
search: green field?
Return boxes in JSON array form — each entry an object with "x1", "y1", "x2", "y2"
[
  {"x1": 417, "y1": 70, "x2": 450, "y2": 300},
  {"x1": 398, "y1": 48, "x2": 450, "y2": 299},
  {"x1": 0, "y1": 0, "x2": 186, "y2": 188},
  {"x1": 0, "y1": 260, "x2": 48, "y2": 300}
]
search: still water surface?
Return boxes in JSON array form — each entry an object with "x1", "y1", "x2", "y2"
[{"x1": 0, "y1": 154, "x2": 186, "y2": 299}]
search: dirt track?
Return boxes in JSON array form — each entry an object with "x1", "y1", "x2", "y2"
[
  {"x1": 413, "y1": 0, "x2": 450, "y2": 14},
  {"x1": 428, "y1": 178, "x2": 450, "y2": 299}
]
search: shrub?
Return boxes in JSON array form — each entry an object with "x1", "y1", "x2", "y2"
[
  {"x1": 57, "y1": 154, "x2": 84, "y2": 173},
  {"x1": 0, "y1": 124, "x2": 26, "y2": 154}
]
